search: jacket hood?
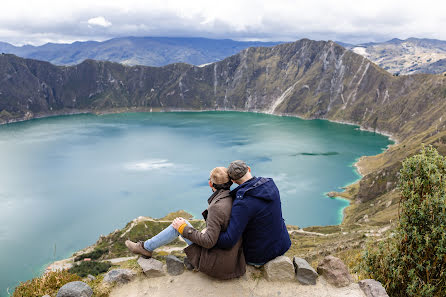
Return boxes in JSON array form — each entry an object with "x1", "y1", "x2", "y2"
[{"x1": 231, "y1": 177, "x2": 278, "y2": 201}]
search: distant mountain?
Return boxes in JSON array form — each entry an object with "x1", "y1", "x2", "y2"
[
  {"x1": 340, "y1": 37, "x2": 446, "y2": 75},
  {"x1": 0, "y1": 37, "x2": 280, "y2": 67}
]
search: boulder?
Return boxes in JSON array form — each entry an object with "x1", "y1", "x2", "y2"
[
  {"x1": 56, "y1": 281, "x2": 93, "y2": 297},
  {"x1": 317, "y1": 255, "x2": 353, "y2": 287},
  {"x1": 264, "y1": 256, "x2": 295, "y2": 281},
  {"x1": 137, "y1": 257, "x2": 165, "y2": 278},
  {"x1": 359, "y1": 279, "x2": 389, "y2": 297},
  {"x1": 166, "y1": 255, "x2": 185, "y2": 276},
  {"x1": 293, "y1": 257, "x2": 318, "y2": 285},
  {"x1": 103, "y1": 269, "x2": 136, "y2": 284}
]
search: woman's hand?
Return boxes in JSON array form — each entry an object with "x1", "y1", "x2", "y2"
[{"x1": 172, "y1": 217, "x2": 186, "y2": 230}]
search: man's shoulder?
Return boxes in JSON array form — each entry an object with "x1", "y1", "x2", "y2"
[{"x1": 210, "y1": 190, "x2": 232, "y2": 207}]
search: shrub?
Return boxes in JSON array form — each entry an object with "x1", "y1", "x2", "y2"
[
  {"x1": 74, "y1": 248, "x2": 108, "y2": 262},
  {"x1": 13, "y1": 270, "x2": 81, "y2": 297},
  {"x1": 359, "y1": 145, "x2": 446, "y2": 296},
  {"x1": 69, "y1": 261, "x2": 112, "y2": 277}
]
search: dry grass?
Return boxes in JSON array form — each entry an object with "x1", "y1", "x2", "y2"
[{"x1": 13, "y1": 270, "x2": 81, "y2": 297}]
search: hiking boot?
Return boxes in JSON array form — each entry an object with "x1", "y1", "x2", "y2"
[{"x1": 125, "y1": 240, "x2": 152, "y2": 258}]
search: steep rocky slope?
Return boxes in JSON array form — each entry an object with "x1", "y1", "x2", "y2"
[
  {"x1": 1, "y1": 38, "x2": 445, "y2": 234},
  {"x1": 1, "y1": 39, "x2": 445, "y2": 139}
]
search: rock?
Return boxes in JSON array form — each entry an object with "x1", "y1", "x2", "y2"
[
  {"x1": 166, "y1": 255, "x2": 185, "y2": 276},
  {"x1": 317, "y1": 256, "x2": 352, "y2": 287},
  {"x1": 103, "y1": 269, "x2": 135, "y2": 284},
  {"x1": 264, "y1": 256, "x2": 294, "y2": 281},
  {"x1": 56, "y1": 281, "x2": 93, "y2": 297},
  {"x1": 87, "y1": 274, "x2": 96, "y2": 281},
  {"x1": 137, "y1": 257, "x2": 165, "y2": 278},
  {"x1": 243, "y1": 264, "x2": 264, "y2": 280},
  {"x1": 359, "y1": 279, "x2": 389, "y2": 297},
  {"x1": 293, "y1": 257, "x2": 318, "y2": 285},
  {"x1": 183, "y1": 257, "x2": 194, "y2": 271},
  {"x1": 42, "y1": 295, "x2": 51, "y2": 297}
]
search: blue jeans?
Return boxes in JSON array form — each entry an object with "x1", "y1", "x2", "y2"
[{"x1": 144, "y1": 219, "x2": 193, "y2": 251}]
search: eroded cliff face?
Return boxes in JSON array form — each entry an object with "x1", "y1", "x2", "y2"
[{"x1": 1, "y1": 39, "x2": 445, "y2": 140}]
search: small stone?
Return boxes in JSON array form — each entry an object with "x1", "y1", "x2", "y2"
[
  {"x1": 317, "y1": 255, "x2": 353, "y2": 287},
  {"x1": 103, "y1": 269, "x2": 135, "y2": 284},
  {"x1": 42, "y1": 295, "x2": 51, "y2": 297},
  {"x1": 264, "y1": 256, "x2": 294, "y2": 281},
  {"x1": 87, "y1": 274, "x2": 96, "y2": 281},
  {"x1": 183, "y1": 257, "x2": 194, "y2": 271},
  {"x1": 293, "y1": 257, "x2": 318, "y2": 285},
  {"x1": 56, "y1": 281, "x2": 93, "y2": 297},
  {"x1": 137, "y1": 257, "x2": 165, "y2": 278},
  {"x1": 166, "y1": 255, "x2": 185, "y2": 276},
  {"x1": 359, "y1": 279, "x2": 389, "y2": 297}
]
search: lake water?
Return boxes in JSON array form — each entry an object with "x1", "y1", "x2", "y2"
[{"x1": 0, "y1": 111, "x2": 391, "y2": 295}]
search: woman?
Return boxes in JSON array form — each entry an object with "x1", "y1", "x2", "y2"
[{"x1": 125, "y1": 167, "x2": 246, "y2": 279}]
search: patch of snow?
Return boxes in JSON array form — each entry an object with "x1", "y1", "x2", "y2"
[{"x1": 352, "y1": 47, "x2": 368, "y2": 57}]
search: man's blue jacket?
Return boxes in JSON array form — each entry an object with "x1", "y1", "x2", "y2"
[{"x1": 216, "y1": 176, "x2": 291, "y2": 264}]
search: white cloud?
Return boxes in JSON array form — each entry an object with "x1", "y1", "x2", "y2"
[
  {"x1": 0, "y1": 0, "x2": 445, "y2": 45},
  {"x1": 87, "y1": 16, "x2": 112, "y2": 28}
]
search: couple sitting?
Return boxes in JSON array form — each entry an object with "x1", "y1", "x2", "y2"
[{"x1": 125, "y1": 160, "x2": 291, "y2": 279}]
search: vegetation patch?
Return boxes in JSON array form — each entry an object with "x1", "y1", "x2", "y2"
[
  {"x1": 69, "y1": 261, "x2": 112, "y2": 277},
  {"x1": 74, "y1": 248, "x2": 108, "y2": 262},
  {"x1": 87, "y1": 274, "x2": 112, "y2": 297},
  {"x1": 359, "y1": 146, "x2": 446, "y2": 297}
]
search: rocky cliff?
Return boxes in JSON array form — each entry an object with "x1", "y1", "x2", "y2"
[
  {"x1": 38, "y1": 212, "x2": 386, "y2": 297},
  {"x1": 1, "y1": 39, "x2": 445, "y2": 139}
]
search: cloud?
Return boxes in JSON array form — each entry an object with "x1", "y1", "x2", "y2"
[
  {"x1": 87, "y1": 16, "x2": 112, "y2": 28},
  {"x1": 0, "y1": 0, "x2": 445, "y2": 45}
]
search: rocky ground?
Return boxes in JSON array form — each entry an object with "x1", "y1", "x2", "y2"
[
  {"x1": 52, "y1": 254, "x2": 389, "y2": 297},
  {"x1": 108, "y1": 269, "x2": 365, "y2": 297}
]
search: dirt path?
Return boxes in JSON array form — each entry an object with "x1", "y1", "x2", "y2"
[{"x1": 109, "y1": 270, "x2": 366, "y2": 297}]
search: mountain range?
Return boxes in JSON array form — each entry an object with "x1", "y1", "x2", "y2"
[
  {"x1": 2, "y1": 36, "x2": 446, "y2": 75},
  {"x1": 0, "y1": 37, "x2": 279, "y2": 67},
  {"x1": 344, "y1": 37, "x2": 446, "y2": 75}
]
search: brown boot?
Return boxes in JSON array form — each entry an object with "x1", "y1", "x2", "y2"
[{"x1": 125, "y1": 240, "x2": 152, "y2": 258}]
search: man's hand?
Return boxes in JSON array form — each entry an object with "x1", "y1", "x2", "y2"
[{"x1": 172, "y1": 217, "x2": 186, "y2": 230}]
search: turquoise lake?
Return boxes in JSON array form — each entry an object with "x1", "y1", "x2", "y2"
[{"x1": 0, "y1": 111, "x2": 392, "y2": 295}]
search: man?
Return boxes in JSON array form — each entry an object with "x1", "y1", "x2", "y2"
[{"x1": 215, "y1": 160, "x2": 291, "y2": 265}]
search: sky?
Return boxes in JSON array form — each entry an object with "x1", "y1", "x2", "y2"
[{"x1": 0, "y1": 0, "x2": 445, "y2": 46}]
